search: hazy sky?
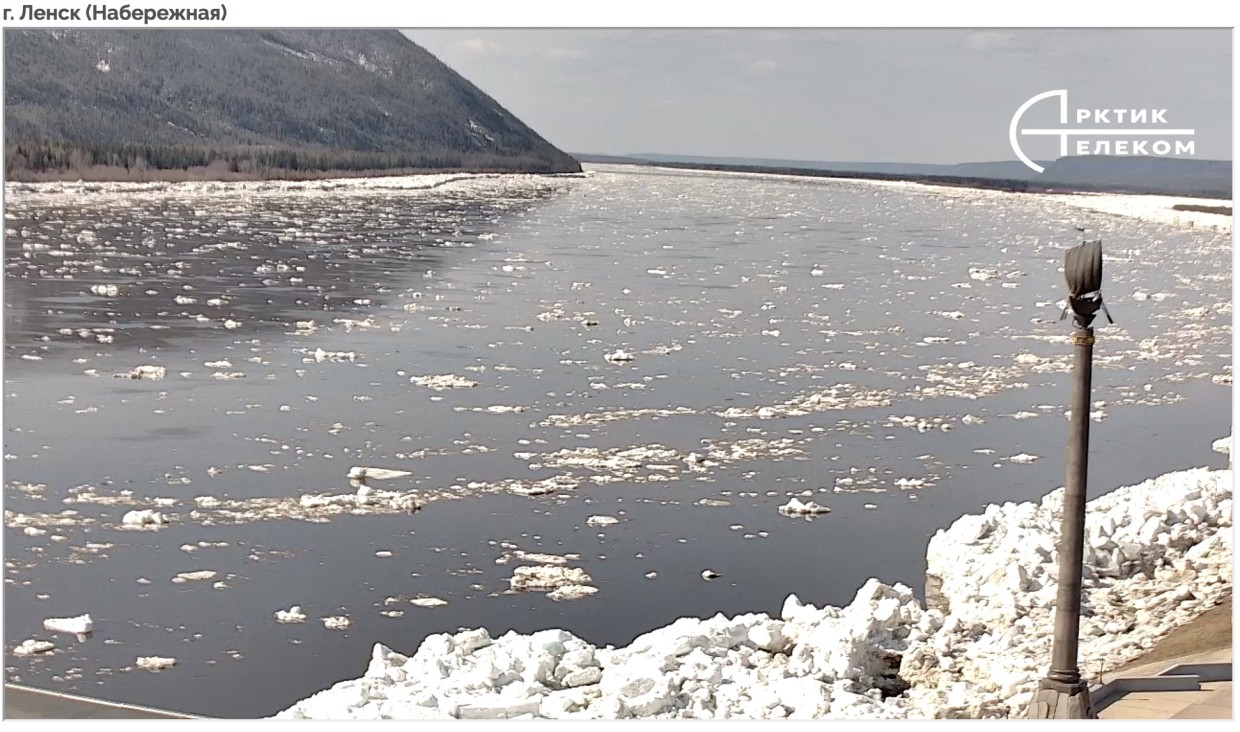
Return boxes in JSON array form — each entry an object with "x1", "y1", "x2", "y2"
[{"x1": 405, "y1": 29, "x2": 1231, "y2": 164}]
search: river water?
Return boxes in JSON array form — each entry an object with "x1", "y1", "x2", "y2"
[{"x1": 2, "y1": 165, "x2": 1230, "y2": 717}]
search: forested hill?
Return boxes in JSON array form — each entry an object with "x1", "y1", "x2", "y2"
[{"x1": 3, "y1": 29, "x2": 581, "y2": 180}]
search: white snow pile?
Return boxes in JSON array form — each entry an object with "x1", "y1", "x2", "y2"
[
  {"x1": 1213, "y1": 433, "x2": 1232, "y2": 467},
  {"x1": 277, "y1": 583, "x2": 914, "y2": 720},
  {"x1": 901, "y1": 462, "x2": 1233, "y2": 718},
  {"x1": 275, "y1": 450, "x2": 1232, "y2": 720},
  {"x1": 43, "y1": 614, "x2": 93, "y2": 635}
]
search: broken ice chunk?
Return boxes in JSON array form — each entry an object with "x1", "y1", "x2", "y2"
[
  {"x1": 778, "y1": 498, "x2": 831, "y2": 516},
  {"x1": 43, "y1": 614, "x2": 93, "y2": 635},
  {"x1": 274, "y1": 606, "x2": 307, "y2": 624},
  {"x1": 136, "y1": 656, "x2": 177, "y2": 672},
  {"x1": 115, "y1": 365, "x2": 165, "y2": 380}
]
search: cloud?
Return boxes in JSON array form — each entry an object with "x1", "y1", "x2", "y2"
[
  {"x1": 539, "y1": 47, "x2": 587, "y2": 61},
  {"x1": 454, "y1": 37, "x2": 586, "y2": 62},
  {"x1": 750, "y1": 58, "x2": 780, "y2": 72},
  {"x1": 963, "y1": 31, "x2": 1033, "y2": 54},
  {"x1": 456, "y1": 37, "x2": 503, "y2": 55}
]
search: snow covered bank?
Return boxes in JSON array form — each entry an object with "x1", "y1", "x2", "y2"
[
  {"x1": 1044, "y1": 193, "x2": 1232, "y2": 232},
  {"x1": 3, "y1": 172, "x2": 583, "y2": 203},
  {"x1": 276, "y1": 448, "x2": 1232, "y2": 719}
]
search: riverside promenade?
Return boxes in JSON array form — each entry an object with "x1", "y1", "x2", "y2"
[
  {"x1": 1096, "y1": 647, "x2": 1232, "y2": 719},
  {"x1": 3, "y1": 684, "x2": 199, "y2": 719},
  {"x1": 1095, "y1": 595, "x2": 1232, "y2": 719}
]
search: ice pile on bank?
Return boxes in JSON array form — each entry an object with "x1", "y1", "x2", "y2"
[
  {"x1": 276, "y1": 450, "x2": 1232, "y2": 720},
  {"x1": 901, "y1": 462, "x2": 1232, "y2": 718},
  {"x1": 277, "y1": 580, "x2": 917, "y2": 719}
]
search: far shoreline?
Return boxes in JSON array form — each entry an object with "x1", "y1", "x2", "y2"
[
  {"x1": 3, "y1": 163, "x2": 584, "y2": 184},
  {"x1": 625, "y1": 161, "x2": 1233, "y2": 204},
  {"x1": 5, "y1": 163, "x2": 1233, "y2": 224}
]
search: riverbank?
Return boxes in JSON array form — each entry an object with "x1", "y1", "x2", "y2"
[
  {"x1": 612, "y1": 159, "x2": 1231, "y2": 200},
  {"x1": 1111, "y1": 593, "x2": 1232, "y2": 675},
  {"x1": 5, "y1": 163, "x2": 583, "y2": 184},
  {"x1": 275, "y1": 437, "x2": 1233, "y2": 719}
]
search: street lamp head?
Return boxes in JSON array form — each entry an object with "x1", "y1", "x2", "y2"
[{"x1": 1061, "y1": 239, "x2": 1113, "y2": 328}]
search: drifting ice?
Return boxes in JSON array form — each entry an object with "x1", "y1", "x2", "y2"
[
  {"x1": 121, "y1": 509, "x2": 167, "y2": 527},
  {"x1": 348, "y1": 467, "x2": 414, "y2": 482},
  {"x1": 778, "y1": 498, "x2": 831, "y2": 516},
  {"x1": 276, "y1": 440, "x2": 1232, "y2": 720},
  {"x1": 43, "y1": 614, "x2": 93, "y2": 635},
  {"x1": 136, "y1": 656, "x2": 177, "y2": 672},
  {"x1": 275, "y1": 606, "x2": 308, "y2": 624},
  {"x1": 116, "y1": 365, "x2": 166, "y2": 380},
  {"x1": 510, "y1": 566, "x2": 593, "y2": 593},
  {"x1": 12, "y1": 639, "x2": 55, "y2": 656}
]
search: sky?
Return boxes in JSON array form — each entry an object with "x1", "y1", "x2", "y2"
[{"x1": 405, "y1": 29, "x2": 1232, "y2": 165}]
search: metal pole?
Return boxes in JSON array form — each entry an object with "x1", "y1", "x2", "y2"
[
  {"x1": 1050, "y1": 325, "x2": 1093, "y2": 683},
  {"x1": 1027, "y1": 324, "x2": 1097, "y2": 719}
]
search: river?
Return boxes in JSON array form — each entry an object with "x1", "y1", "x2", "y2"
[{"x1": 2, "y1": 164, "x2": 1230, "y2": 717}]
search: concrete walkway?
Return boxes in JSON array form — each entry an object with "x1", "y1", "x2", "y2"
[
  {"x1": 1096, "y1": 647, "x2": 1232, "y2": 719},
  {"x1": 3, "y1": 684, "x2": 199, "y2": 719}
]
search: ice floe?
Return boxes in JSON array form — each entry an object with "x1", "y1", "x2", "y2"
[
  {"x1": 43, "y1": 614, "x2": 93, "y2": 635},
  {"x1": 778, "y1": 498, "x2": 831, "y2": 517},
  {"x1": 304, "y1": 347, "x2": 357, "y2": 363},
  {"x1": 411, "y1": 374, "x2": 479, "y2": 390},
  {"x1": 275, "y1": 441, "x2": 1232, "y2": 720},
  {"x1": 115, "y1": 365, "x2": 166, "y2": 380},
  {"x1": 12, "y1": 639, "x2": 55, "y2": 656},
  {"x1": 604, "y1": 350, "x2": 636, "y2": 364},
  {"x1": 348, "y1": 466, "x2": 414, "y2": 484},
  {"x1": 172, "y1": 570, "x2": 218, "y2": 583},
  {"x1": 136, "y1": 656, "x2": 178, "y2": 672},
  {"x1": 275, "y1": 606, "x2": 308, "y2": 624},
  {"x1": 121, "y1": 509, "x2": 168, "y2": 527}
]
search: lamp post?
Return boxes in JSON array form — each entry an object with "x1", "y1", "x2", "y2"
[{"x1": 1027, "y1": 238, "x2": 1112, "y2": 720}]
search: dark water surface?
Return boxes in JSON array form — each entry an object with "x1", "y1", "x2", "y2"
[{"x1": 2, "y1": 166, "x2": 1230, "y2": 717}]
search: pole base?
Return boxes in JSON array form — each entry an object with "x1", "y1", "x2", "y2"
[{"x1": 1025, "y1": 678, "x2": 1096, "y2": 719}]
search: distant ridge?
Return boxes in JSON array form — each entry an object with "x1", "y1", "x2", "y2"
[
  {"x1": 575, "y1": 153, "x2": 1231, "y2": 199},
  {"x1": 4, "y1": 29, "x2": 581, "y2": 180}
]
